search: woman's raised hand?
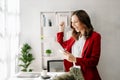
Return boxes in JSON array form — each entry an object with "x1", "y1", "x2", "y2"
[{"x1": 59, "y1": 21, "x2": 65, "y2": 32}]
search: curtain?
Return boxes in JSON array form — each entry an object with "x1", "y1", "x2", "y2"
[{"x1": 0, "y1": 0, "x2": 20, "y2": 80}]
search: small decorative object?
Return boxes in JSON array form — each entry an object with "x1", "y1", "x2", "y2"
[
  {"x1": 48, "y1": 19, "x2": 52, "y2": 27},
  {"x1": 43, "y1": 14, "x2": 46, "y2": 26},
  {"x1": 18, "y1": 43, "x2": 35, "y2": 72},
  {"x1": 41, "y1": 68, "x2": 47, "y2": 77},
  {"x1": 41, "y1": 68, "x2": 50, "y2": 79},
  {"x1": 41, "y1": 35, "x2": 44, "y2": 40},
  {"x1": 45, "y1": 49, "x2": 52, "y2": 56}
]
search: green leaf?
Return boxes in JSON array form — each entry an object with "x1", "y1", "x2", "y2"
[
  {"x1": 18, "y1": 64, "x2": 26, "y2": 68},
  {"x1": 21, "y1": 69, "x2": 27, "y2": 72},
  {"x1": 29, "y1": 69, "x2": 33, "y2": 72},
  {"x1": 19, "y1": 58, "x2": 27, "y2": 63},
  {"x1": 26, "y1": 62, "x2": 31, "y2": 68}
]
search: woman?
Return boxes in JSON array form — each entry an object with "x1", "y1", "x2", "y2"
[{"x1": 57, "y1": 10, "x2": 101, "y2": 80}]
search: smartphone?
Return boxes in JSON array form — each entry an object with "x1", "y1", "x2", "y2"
[{"x1": 59, "y1": 49, "x2": 65, "y2": 53}]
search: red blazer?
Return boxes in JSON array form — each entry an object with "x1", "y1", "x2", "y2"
[{"x1": 57, "y1": 31, "x2": 101, "y2": 80}]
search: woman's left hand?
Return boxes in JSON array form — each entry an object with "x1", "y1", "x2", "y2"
[{"x1": 64, "y1": 51, "x2": 76, "y2": 63}]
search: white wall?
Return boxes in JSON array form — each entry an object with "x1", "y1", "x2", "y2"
[{"x1": 20, "y1": 0, "x2": 120, "y2": 80}]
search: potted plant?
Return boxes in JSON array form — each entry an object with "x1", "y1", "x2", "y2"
[
  {"x1": 45, "y1": 49, "x2": 52, "y2": 56},
  {"x1": 18, "y1": 43, "x2": 35, "y2": 72}
]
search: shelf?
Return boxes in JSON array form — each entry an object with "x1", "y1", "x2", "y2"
[{"x1": 40, "y1": 11, "x2": 72, "y2": 68}]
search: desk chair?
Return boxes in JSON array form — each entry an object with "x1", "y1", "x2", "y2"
[{"x1": 47, "y1": 60, "x2": 64, "y2": 72}]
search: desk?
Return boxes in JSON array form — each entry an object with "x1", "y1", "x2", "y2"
[{"x1": 9, "y1": 72, "x2": 65, "y2": 80}]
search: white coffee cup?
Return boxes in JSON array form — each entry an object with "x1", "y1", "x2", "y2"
[{"x1": 41, "y1": 68, "x2": 47, "y2": 77}]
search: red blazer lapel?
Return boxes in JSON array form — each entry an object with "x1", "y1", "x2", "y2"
[{"x1": 81, "y1": 39, "x2": 90, "y2": 57}]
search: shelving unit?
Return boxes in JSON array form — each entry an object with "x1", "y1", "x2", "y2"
[{"x1": 40, "y1": 11, "x2": 72, "y2": 69}]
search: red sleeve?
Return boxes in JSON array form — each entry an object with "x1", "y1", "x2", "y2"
[
  {"x1": 57, "y1": 32, "x2": 71, "y2": 49},
  {"x1": 76, "y1": 33, "x2": 101, "y2": 67}
]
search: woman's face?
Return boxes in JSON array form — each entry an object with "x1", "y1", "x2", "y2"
[{"x1": 71, "y1": 15, "x2": 85, "y2": 32}]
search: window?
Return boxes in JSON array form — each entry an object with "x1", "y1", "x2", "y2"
[{"x1": 0, "y1": 0, "x2": 20, "y2": 80}]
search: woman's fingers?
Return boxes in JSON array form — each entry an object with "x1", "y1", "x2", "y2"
[
  {"x1": 59, "y1": 22, "x2": 65, "y2": 32},
  {"x1": 59, "y1": 21, "x2": 65, "y2": 27}
]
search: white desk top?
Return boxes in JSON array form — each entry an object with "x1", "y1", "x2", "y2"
[{"x1": 9, "y1": 72, "x2": 65, "y2": 80}]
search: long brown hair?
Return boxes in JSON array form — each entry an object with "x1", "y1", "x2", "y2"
[{"x1": 71, "y1": 10, "x2": 94, "y2": 40}]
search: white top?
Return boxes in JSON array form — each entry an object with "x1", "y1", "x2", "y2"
[
  {"x1": 72, "y1": 36, "x2": 86, "y2": 67},
  {"x1": 72, "y1": 36, "x2": 86, "y2": 58}
]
